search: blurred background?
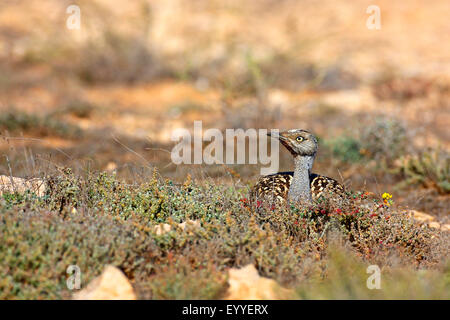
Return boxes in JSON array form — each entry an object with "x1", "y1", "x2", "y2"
[{"x1": 0, "y1": 0, "x2": 448, "y2": 217}]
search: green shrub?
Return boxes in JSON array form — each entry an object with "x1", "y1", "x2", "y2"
[
  {"x1": 324, "y1": 119, "x2": 407, "y2": 165},
  {"x1": 0, "y1": 206, "x2": 157, "y2": 299},
  {"x1": 0, "y1": 110, "x2": 82, "y2": 139},
  {"x1": 135, "y1": 258, "x2": 227, "y2": 300},
  {"x1": 295, "y1": 244, "x2": 450, "y2": 299},
  {"x1": 60, "y1": 101, "x2": 96, "y2": 118},
  {"x1": 360, "y1": 118, "x2": 408, "y2": 164},
  {"x1": 0, "y1": 169, "x2": 447, "y2": 299},
  {"x1": 325, "y1": 135, "x2": 364, "y2": 164},
  {"x1": 393, "y1": 148, "x2": 449, "y2": 194}
]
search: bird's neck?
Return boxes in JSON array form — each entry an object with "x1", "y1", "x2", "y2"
[{"x1": 288, "y1": 155, "x2": 315, "y2": 204}]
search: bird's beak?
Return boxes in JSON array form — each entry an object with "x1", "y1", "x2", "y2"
[{"x1": 267, "y1": 131, "x2": 287, "y2": 141}]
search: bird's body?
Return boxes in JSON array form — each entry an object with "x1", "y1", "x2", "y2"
[
  {"x1": 251, "y1": 171, "x2": 345, "y2": 204},
  {"x1": 251, "y1": 129, "x2": 346, "y2": 205}
]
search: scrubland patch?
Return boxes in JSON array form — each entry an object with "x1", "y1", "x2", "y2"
[{"x1": 0, "y1": 169, "x2": 448, "y2": 299}]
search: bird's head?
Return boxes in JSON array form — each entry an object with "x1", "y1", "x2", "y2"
[{"x1": 268, "y1": 129, "x2": 318, "y2": 157}]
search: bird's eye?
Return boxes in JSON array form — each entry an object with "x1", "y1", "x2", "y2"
[{"x1": 296, "y1": 136, "x2": 304, "y2": 142}]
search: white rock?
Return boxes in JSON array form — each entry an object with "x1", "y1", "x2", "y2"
[
  {"x1": 73, "y1": 265, "x2": 136, "y2": 300},
  {"x1": 0, "y1": 175, "x2": 46, "y2": 197},
  {"x1": 225, "y1": 264, "x2": 293, "y2": 300}
]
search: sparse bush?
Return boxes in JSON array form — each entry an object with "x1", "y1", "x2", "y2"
[
  {"x1": 393, "y1": 148, "x2": 449, "y2": 194},
  {"x1": 373, "y1": 76, "x2": 434, "y2": 101},
  {"x1": 324, "y1": 119, "x2": 408, "y2": 165},
  {"x1": 324, "y1": 135, "x2": 364, "y2": 164},
  {"x1": 0, "y1": 110, "x2": 82, "y2": 139},
  {"x1": 60, "y1": 101, "x2": 96, "y2": 119},
  {"x1": 0, "y1": 205, "x2": 158, "y2": 299},
  {"x1": 135, "y1": 258, "x2": 227, "y2": 299},
  {"x1": 360, "y1": 119, "x2": 408, "y2": 164},
  {"x1": 75, "y1": 32, "x2": 173, "y2": 84},
  {"x1": 295, "y1": 245, "x2": 450, "y2": 299}
]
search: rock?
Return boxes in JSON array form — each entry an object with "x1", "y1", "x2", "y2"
[
  {"x1": 409, "y1": 210, "x2": 436, "y2": 223},
  {"x1": 73, "y1": 265, "x2": 136, "y2": 300},
  {"x1": 153, "y1": 219, "x2": 200, "y2": 235},
  {"x1": 105, "y1": 162, "x2": 118, "y2": 172},
  {"x1": 0, "y1": 175, "x2": 46, "y2": 197},
  {"x1": 178, "y1": 219, "x2": 201, "y2": 230},
  {"x1": 409, "y1": 210, "x2": 449, "y2": 231},
  {"x1": 153, "y1": 223, "x2": 172, "y2": 235},
  {"x1": 225, "y1": 264, "x2": 293, "y2": 300}
]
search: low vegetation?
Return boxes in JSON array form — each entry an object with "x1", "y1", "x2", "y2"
[
  {"x1": 393, "y1": 148, "x2": 450, "y2": 194},
  {"x1": 0, "y1": 110, "x2": 82, "y2": 139},
  {"x1": 1, "y1": 169, "x2": 448, "y2": 299},
  {"x1": 324, "y1": 119, "x2": 408, "y2": 166}
]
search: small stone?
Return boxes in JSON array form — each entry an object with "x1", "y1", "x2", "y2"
[
  {"x1": 428, "y1": 221, "x2": 441, "y2": 229},
  {"x1": 225, "y1": 264, "x2": 293, "y2": 300},
  {"x1": 153, "y1": 223, "x2": 172, "y2": 235},
  {"x1": 105, "y1": 162, "x2": 118, "y2": 172},
  {"x1": 409, "y1": 210, "x2": 449, "y2": 231},
  {"x1": 0, "y1": 175, "x2": 46, "y2": 197},
  {"x1": 178, "y1": 219, "x2": 201, "y2": 230},
  {"x1": 153, "y1": 219, "x2": 200, "y2": 235},
  {"x1": 73, "y1": 265, "x2": 136, "y2": 300},
  {"x1": 409, "y1": 210, "x2": 435, "y2": 223}
]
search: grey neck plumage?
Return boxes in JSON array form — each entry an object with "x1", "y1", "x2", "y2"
[{"x1": 288, "y1": 155, "x2": 315, "y2": 204}]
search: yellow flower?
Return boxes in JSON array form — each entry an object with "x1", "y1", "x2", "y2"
[
  {"x1": 382, "y1": 192, "x2": 393, "y2": 206},
  {"x1": 382, "y1": 192, "x2": 392, "y2": 200}
]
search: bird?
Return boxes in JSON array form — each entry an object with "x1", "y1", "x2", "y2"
[{"x1": 250, "y1": 129, "x2": 346, "y2": 206}]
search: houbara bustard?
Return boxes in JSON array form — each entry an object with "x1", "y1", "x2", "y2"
[{"x1": 251, "y1": 129, "x2": 346, "y2": 205}]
